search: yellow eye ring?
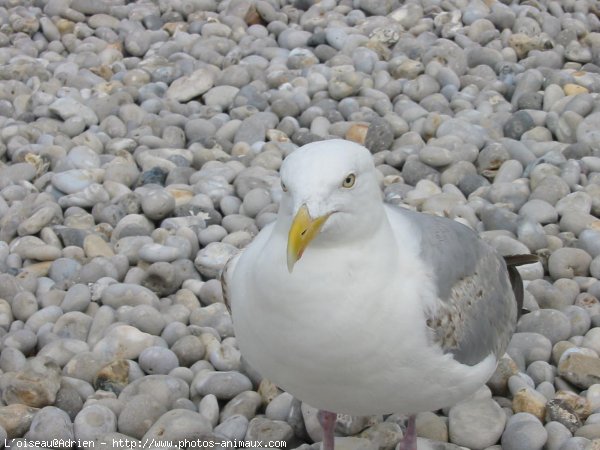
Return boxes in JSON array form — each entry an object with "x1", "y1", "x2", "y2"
[
  {"x1": 281, "y1": 180, "x2": 288, "y2": 192},
  {"x1": 342, "y1": 173, "x2": 356, "y2": 188}
]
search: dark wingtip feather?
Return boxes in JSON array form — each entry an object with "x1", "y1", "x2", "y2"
[
  {"x1": 503, "y1": 254, "x2": 538, "y2": 318},
  {"x1": 504, "y1": 254, "x2": 540, "y2": 267},
  {"x1": 507, "y1": 265, "x2": 525, "y2": 318}
]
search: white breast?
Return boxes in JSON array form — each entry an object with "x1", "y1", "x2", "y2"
[{"x1": 229, "y1": 222, "x2": 497, "y2": 415}]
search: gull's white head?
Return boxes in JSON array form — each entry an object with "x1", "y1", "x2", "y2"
[{"x1": 278, "y1": 139, "x2": 383, "y2": 272}]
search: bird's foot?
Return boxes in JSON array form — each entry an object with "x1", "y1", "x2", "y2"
[
  {"x1": 398, "y1": 415, "x2": 417, "y2": 450},
  {"x1": 318, "y1": 410, "x2": 337, "y2": 450}
]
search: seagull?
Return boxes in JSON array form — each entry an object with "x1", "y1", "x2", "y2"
[{"x1": 222, "y1": 139, "x2": 535, "y2": 450}]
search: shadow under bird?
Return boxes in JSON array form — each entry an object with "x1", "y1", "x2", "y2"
[{"x1": 222, "y1": 139, "x2": 537, "y2": 450}]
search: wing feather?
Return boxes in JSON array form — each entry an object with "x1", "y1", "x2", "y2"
[
  {"x1": 220, "y1": 251, "x2": 241, "y2": 315},
  {"x1": 397, "y1": 209, "x2": 523, "y2": 366}
]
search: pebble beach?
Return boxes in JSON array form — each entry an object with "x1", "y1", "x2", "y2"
[{"x1": 1, "y1": 0, "x2": 600, "y2": 449}]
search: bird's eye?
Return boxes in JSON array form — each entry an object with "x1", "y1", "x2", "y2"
[
  {"x1": 342, "y1": 173, "x2": 356, "y2": 188},
  {"x1": 281, "y1": 180, "x2": 288, "y2": 192}
]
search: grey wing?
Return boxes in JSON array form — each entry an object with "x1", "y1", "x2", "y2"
[
  {"x1": 220, "y1": 251, "x2": 241, "y2": 315},
  {"x1": 402, "y1": 209, "x2": 518, "y2": 366}
]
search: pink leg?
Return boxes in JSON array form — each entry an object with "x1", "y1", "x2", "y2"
[
  {"x1": 317, "y1": 410, "x2": 337, "y2": 450},
  {"x1": 398, "y1": 415, "x2": 417, "y2": 450}
]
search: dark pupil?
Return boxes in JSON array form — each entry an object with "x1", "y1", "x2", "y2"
[{"x1": 346, "y1": 177, "x2": 352, "y2": 183}]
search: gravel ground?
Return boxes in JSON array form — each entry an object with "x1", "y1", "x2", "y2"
[{"x1": 0, "y1": 0, "x2": 600, "y2": 449}]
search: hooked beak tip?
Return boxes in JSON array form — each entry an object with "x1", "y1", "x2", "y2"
[{"x1": 286, "y1": 252, "x2": 295, "y2": 273}]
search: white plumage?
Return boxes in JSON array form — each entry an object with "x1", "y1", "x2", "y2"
[{"x1": 223, "y1": 139, "x2": 522, "y2": 448}]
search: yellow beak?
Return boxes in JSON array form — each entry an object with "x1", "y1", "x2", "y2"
[{"x1": 287, "y1": 204, "x2": 330, "y2": 273}]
